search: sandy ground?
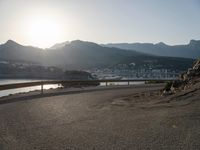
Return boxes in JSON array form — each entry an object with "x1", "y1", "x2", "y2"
[{"x1": 0, "y1": 84, "x2": 199, "y2": 150}]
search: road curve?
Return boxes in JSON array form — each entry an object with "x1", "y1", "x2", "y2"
[{"x1": 0, "y1": 84, "x2": 199, "y2": 150}]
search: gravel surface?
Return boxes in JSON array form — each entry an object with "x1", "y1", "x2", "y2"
[{"x1": 0, "y1": 84, "x2": 199, "y2": 150}]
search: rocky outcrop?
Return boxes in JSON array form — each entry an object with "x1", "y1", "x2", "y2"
[{"x1": 163, "y1": 59, "x2": 200, "y2": 95}]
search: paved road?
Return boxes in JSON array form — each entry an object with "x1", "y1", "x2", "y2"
[{"x1": 0, "y1": 84, "x2": 199, "y2": 150}]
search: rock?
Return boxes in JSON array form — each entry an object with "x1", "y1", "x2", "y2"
[
  {"x1": 162, "y1": 59, "x2": 200, "y2": 95},
  {"x1": 162, "y1": 90, "x2": 173, "y2": 96},
  {"x1": 193, "y1": 60, "x2": 200, "y2": 70}
]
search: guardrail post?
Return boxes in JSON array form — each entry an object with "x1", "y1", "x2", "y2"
[
  {"x1": 106, "y1": 82, "x2": 108, "y2": 86},
  {"x1": 41, "y1": 82, "x2": 44, "y2": 94},
  {"x1": 128, "y1": 81, "x2": 130, "y2": 85}
]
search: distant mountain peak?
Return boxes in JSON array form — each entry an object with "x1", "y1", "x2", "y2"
[
  {"x1": 50, "y1": 41, "x2": 69, "y2": 49},
  {"x1": 104, "y1": 39, "x2": 200, "y2": 59},
  {"x1": 4, "y1": 40, "x2": 22, "y2": 48},
  {"x1": 156, "y1": 42, "x2": 167, "y2": 46},
  {"x1": 189, "y1": 39, "x2": 200, "y2": 46},
  {"x1": 70, "y1": 40, "x2": 94, "y2": 45},
  {"x1": 5, "y1": 39, "x2": 19, "y2": 45},
  {"x1": 70, "y1": 40, "x2": 84, "y2": 44},
  {"x1": 69, "y1": 40, "x2": 101, "y2": 48}
]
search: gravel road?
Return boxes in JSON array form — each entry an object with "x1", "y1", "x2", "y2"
[{"x1": 0, "y1": 84, "x2": 199, "y2": 150}]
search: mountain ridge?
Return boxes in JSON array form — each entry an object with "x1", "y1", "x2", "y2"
[
  {"x1": 103, "y1": 40, "x2": 200, "y2": 59},
  {"x1": 0, "y1": 39, "x2": 195, "y2": 70}
]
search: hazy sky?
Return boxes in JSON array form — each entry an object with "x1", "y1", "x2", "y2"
[{"x1": 0, "y1": 0, "x2": 200, "y2": 48}]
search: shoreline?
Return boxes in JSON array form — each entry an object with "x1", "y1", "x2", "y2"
[{"x1": 0, "y1": 79, "x2": 149, "y2": 99}]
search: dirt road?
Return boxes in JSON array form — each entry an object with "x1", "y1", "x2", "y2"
[{"x1": 0, "y1": 84, "x2": 199, "y2": 150}]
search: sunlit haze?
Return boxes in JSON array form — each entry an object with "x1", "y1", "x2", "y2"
[{"x1": 0, "y1": 0, "x2": 200, "y2": 48}]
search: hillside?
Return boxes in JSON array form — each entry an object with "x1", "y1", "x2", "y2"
[
  {"x1": 104, "y1": 40, "x2": 200, "y2": 59},
  {"x1": 163, "y1": 59, "x2": 200, "y2": 95},
  {"x1": 0, "y1": 40, "x2": 44, "y2": 64},
  {"x1": 0, "y1": 40, "x2": 194, "y2": 70}
]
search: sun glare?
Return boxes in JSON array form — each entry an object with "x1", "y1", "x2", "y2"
[{"x1": 27, "y1": 15, "x2": 64, "y2": 48}]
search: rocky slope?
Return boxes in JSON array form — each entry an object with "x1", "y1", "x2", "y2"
[{"x1": 163, "y1": 59, "x2": 200, "y2": 94}]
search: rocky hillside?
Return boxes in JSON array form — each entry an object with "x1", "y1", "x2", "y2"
[{"x1": 163, "y1": 59, "x2": 200, "y2": 94}]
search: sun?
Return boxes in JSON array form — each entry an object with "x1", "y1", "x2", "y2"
[{"x1": 27, "y1": 15, "x2": 64, "y2": 48}]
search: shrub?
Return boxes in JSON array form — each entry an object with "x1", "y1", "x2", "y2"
[{"x1": 164, "y1": 81, "x2": 173, "y2": 91}]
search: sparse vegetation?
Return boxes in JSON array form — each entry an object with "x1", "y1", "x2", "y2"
[
  {"x1": 162, "y1": 59, "x2": 200, "y2": 95},
  {"x1": 164, "y1": 81, "x2": 173, "y2": 91}
]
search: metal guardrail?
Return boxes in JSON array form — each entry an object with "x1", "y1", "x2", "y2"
[{"x1": 0, "y1": 79, "x2": 178, "y2": 94}]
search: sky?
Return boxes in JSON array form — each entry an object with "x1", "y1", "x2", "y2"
[{"x1": 0, "y1": 0, "x2": 200, "y2": 48}]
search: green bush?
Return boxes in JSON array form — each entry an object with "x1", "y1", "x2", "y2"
[{"x1": 164, "y1": 81, "x2": 173, "y2": 91}]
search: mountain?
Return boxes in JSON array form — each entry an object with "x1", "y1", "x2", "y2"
[
  {"x1": 103, "y1": 40, "x2": 200, "y2": 59},
  {"x1": 0, "y1": 40, "x2": 194, "y2": 70},
  {"x1": 49, "y1": 41, "x2": 69, "y2": 49},
  {"x1": 0, "y1": 40, "x2": 44, "y2": 64},
  {"x1": 44, "y1": 40, "x2": 150, "y2": 69}
]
